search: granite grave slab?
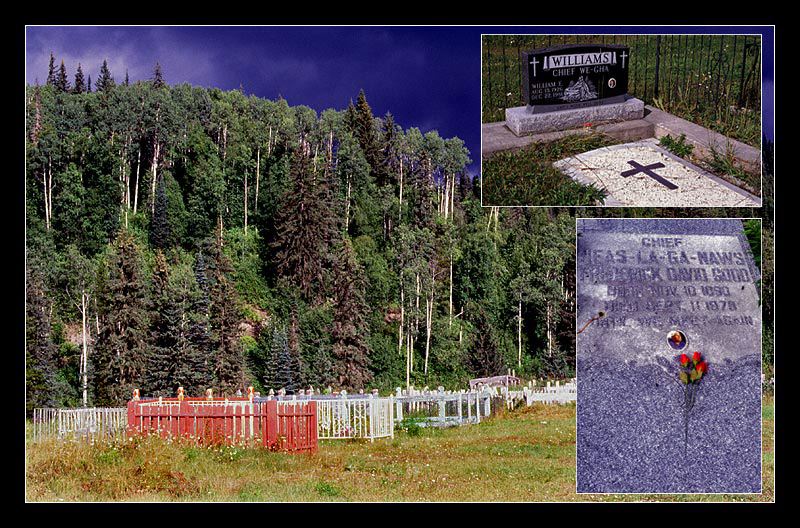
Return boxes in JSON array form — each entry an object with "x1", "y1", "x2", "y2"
[
  {"x1": 554, "y1": 139, "x2": 761, "y2": 207},
  {"x1": 506, "y1": 43, "x2": 644, "y2": 136},
  {"x1": 576, "y1": 218, "x2": 761, "y2": 494}
]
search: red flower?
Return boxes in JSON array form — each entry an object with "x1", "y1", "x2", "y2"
[
  {"x1": 696, "y1": 361, "x2": 707, "y2": 374},
  {"x1": 692, "y1": 351, "x2": 702, "y2": 364},
  {"x1": 679, "y1": 354, "x2": 690, "y2": 367}
]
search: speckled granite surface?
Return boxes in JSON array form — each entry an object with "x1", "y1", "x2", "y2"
[
  {"x1": 576, "y1": 218, "x2": 762, "y2": 494},
  {"x1": 576, "y1": 354, "x2": 761, "y2": 493}
]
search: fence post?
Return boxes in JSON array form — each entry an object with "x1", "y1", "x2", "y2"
[
  {"x1": 264, "y1": 400, "x2": 278, "y2": 450},
  {"x1": 395, "y1": 388, "x2": 403, "y2": 422},
  {"x1": 389, "y1": 394, "x2": 395, "y2": 439},
  {"x1": 437, "y1": 387, "x2": 445, "y2": 428}
]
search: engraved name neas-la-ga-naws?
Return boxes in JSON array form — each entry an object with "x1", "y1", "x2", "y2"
[{"x1": 578, "y1": 236, "x2": 756, "y2": 329}]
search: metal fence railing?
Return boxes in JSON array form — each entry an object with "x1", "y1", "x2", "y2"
[
  {"x1": 32, "y1": 407, "x2": 128, "y2": 442},
  {"x1": 482, "y1": 34, "x2": 762, "y2": 146}
]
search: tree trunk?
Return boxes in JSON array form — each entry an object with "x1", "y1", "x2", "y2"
[
  {"x1": 255, "y1": 145, "x2": 260, "y2": 214},
  {"x1": 133, "y1": 147, "x2": 141, "y2": 214},
  {"x1": 398, "y1": 157, "x2": 403, "y2": 224},
  {"x1": 399, "y1": 284, "x2": 404, "y2": 357},
  {"x1": 546, "y1": 302, "x2": 553, "y2": 358},
  {"x1": 150, "y1": 140, "x2": 160, "y2": 215},
  {"x1": 345, "y1": 177, "x2": 351, "y2": 231},
  {"x1": 518, "y1": 298, "x2": 522, "y2": 368},
  {"x1": 449, "y1": 252, "x2": 453, "y2": 328},
  {"x1": 81, "y1": 290, "x2": 89, "y2": 407}
]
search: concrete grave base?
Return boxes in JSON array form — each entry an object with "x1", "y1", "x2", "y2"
[
  {"x1": 553, "y1": 139, "x2": 761, "y2": 207},
  {"x1": 505, "y1": 97, "x2": 645, "y2": 137}
]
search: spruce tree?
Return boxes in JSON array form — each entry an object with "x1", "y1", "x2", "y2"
[
  {"x1": 329, "y1": 237, "x2": 372, "y2": 391},
  {"x1": 467, "y1": 304, "x2": 504, "y2": 377},
  {"x1": 73, "y1": 63, "x2": 85, "y2": 94},
  {"x1": 187, "y1": 251, "x2": 213, "y2": 392},
  {"x1": 272, "y1": 140, "x2": 338, "y2": 303},
  {"x1": 56, "y1": 60, "x2": 70, "y2": 93},
  {"x1": 46, "y1": 52, "x2": 56, "y2": 87},
  {"x1": 96, "y1": 59, "x2": 115, "y2": 94},
  {"x1": 146, "y1": 251, "x2": 208, "y2": 397},
  {"x1": 26, "y1": 265, "x2": 58, "y2": 413},
  {"x1": 93, "y1": 230, "x2": 149, "y2": 405},
  {"x1": 204, "y1": 226, "x2": 247, "y2": 396},
  {"x1": 144, "y1": 249, "x2": 177, "y2": 396},
  {"x1": 153, "y1": 62, "x2": 165, "y2": 90}
]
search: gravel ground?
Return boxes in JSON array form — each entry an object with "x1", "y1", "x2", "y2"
[
  {"x1": 555, "y1": 141, "x2": 761, "y2": 207},
  {"x1": 576, "y1": 353, "x2": 761, "y2": 494}
]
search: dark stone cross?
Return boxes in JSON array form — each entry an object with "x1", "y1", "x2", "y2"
[{"x1": 620, "y1": 160, "x2": 678, "y2": 190}]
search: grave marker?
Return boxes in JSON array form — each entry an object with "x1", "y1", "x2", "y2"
[
  {"x1": 575, "y1": 218, "x2": 762, "y2": 493},
  {"x1": 522, "y1": 44, "x2": 630, "y2": 112},
  {"x1": 620, "y1": 160, "x2": 678, "y2": 190},
  {"x1": 506, "y1": 43, "x2": 643, "y2": 136}
]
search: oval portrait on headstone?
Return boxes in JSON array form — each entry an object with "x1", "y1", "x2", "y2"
[
  {"x1": 667, "y1": 330, "x2": 688, "y2": 350},
  {"x1": 608, "y1": 78, "x2": 616, "y2": 88}
]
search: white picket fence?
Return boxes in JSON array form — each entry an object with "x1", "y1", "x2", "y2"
[
  {"x1": 501, "y1": 379, "x2": 577, "y2": 408},
  {"x1": 32, "y1": 407, "x2": 127, "y2": 442},
  {"x1": 393, "y1": 386, "x2": 494, "y2": 427},
  {"x1": 31, "y1": 380, "x2": 574, "y2": 444},
  {"x1": 314, "y1": 396, "x2": 394, "y2": 441}
]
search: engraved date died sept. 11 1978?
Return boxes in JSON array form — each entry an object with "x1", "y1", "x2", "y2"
[{"x1": 578, "y1": 235, "x2": 757, "y2": 329}]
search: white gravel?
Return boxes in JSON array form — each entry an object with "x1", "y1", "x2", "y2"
[{"x1": 554, "y1": 140, "x2": 761, "y2": 207}]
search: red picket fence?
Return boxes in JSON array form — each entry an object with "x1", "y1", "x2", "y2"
[{"x1": 126, "y1": 398, "x2": 317, "y2": 454}]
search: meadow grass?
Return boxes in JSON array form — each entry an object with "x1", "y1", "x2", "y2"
[{"x1": 25, "y1": 394, "x2": 774, "y2": 502}]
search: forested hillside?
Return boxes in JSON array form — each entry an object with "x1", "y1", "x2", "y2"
[{"x1": 25, "y1": 60, "x2": 581, "y2": 410}]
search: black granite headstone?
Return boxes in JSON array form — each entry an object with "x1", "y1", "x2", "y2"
[
  {"x1": 522, "y1": 44, "x2": 630, "y2": 113},
  {"x1": 576, "y1": 218, "x2": 762, "y2": 494}
]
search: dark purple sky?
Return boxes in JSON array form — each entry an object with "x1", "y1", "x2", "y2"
[{"x1": 25, "y1": 25, "x2": 775, "y2": 178}]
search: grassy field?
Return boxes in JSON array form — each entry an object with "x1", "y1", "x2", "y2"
[{"x1": 24, "y1": 394, "x2": 775, "y2": 502}]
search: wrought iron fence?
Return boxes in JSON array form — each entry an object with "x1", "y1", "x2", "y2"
[{"x1": 482, "y1": 34, "x2": 762, "y2": 146}]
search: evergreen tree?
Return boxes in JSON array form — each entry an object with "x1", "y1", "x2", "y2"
[
  {"x1": 46, "y1": 52, "x2": 56, "y2": 87},
  {"x1": 353, "y1": 90, "x2": 384, "y2": 186},
  {"x1": 272, "y1": 140, "x2": 338, "y2": 303},
  {"x1": 153, "y1": 62, "x2": 165, "y2": 90},
  {"x1": 329, "y1": 237, "x2": 372, "y2": 391},
  {"x1": 73, "y1": 63, "x2": 85, "y2": 94},
  {"x1": 144, "y1": 250, "x2": 177, "y2": 396},
  {"x1": 467, "y1": 303, "x2": 504, "y2": 377},
  {"x1": 261, "y1": 323, "x2": 284, "y2": 392},
  {"x1": 26, "y1": 264, "x2": 58, "y2": 413},
  {"x1": 204, "y1": 226, "x2": 247, "y2": 396},
  {"x1": 145, "y1": 251, "x2": 208, "y2": 397},
  {"x1": 56, "y1": 60, "x2": 70, "y2": 93},
  {"x1": 187, "y1": 251, "x2": 213, "y2": 391},
  {"x1": 96, "y1": 59, "x2": 115, "y2": 93},
  {"x1": 93, "y1": 230, "x2": 149, "y2": 405}
]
